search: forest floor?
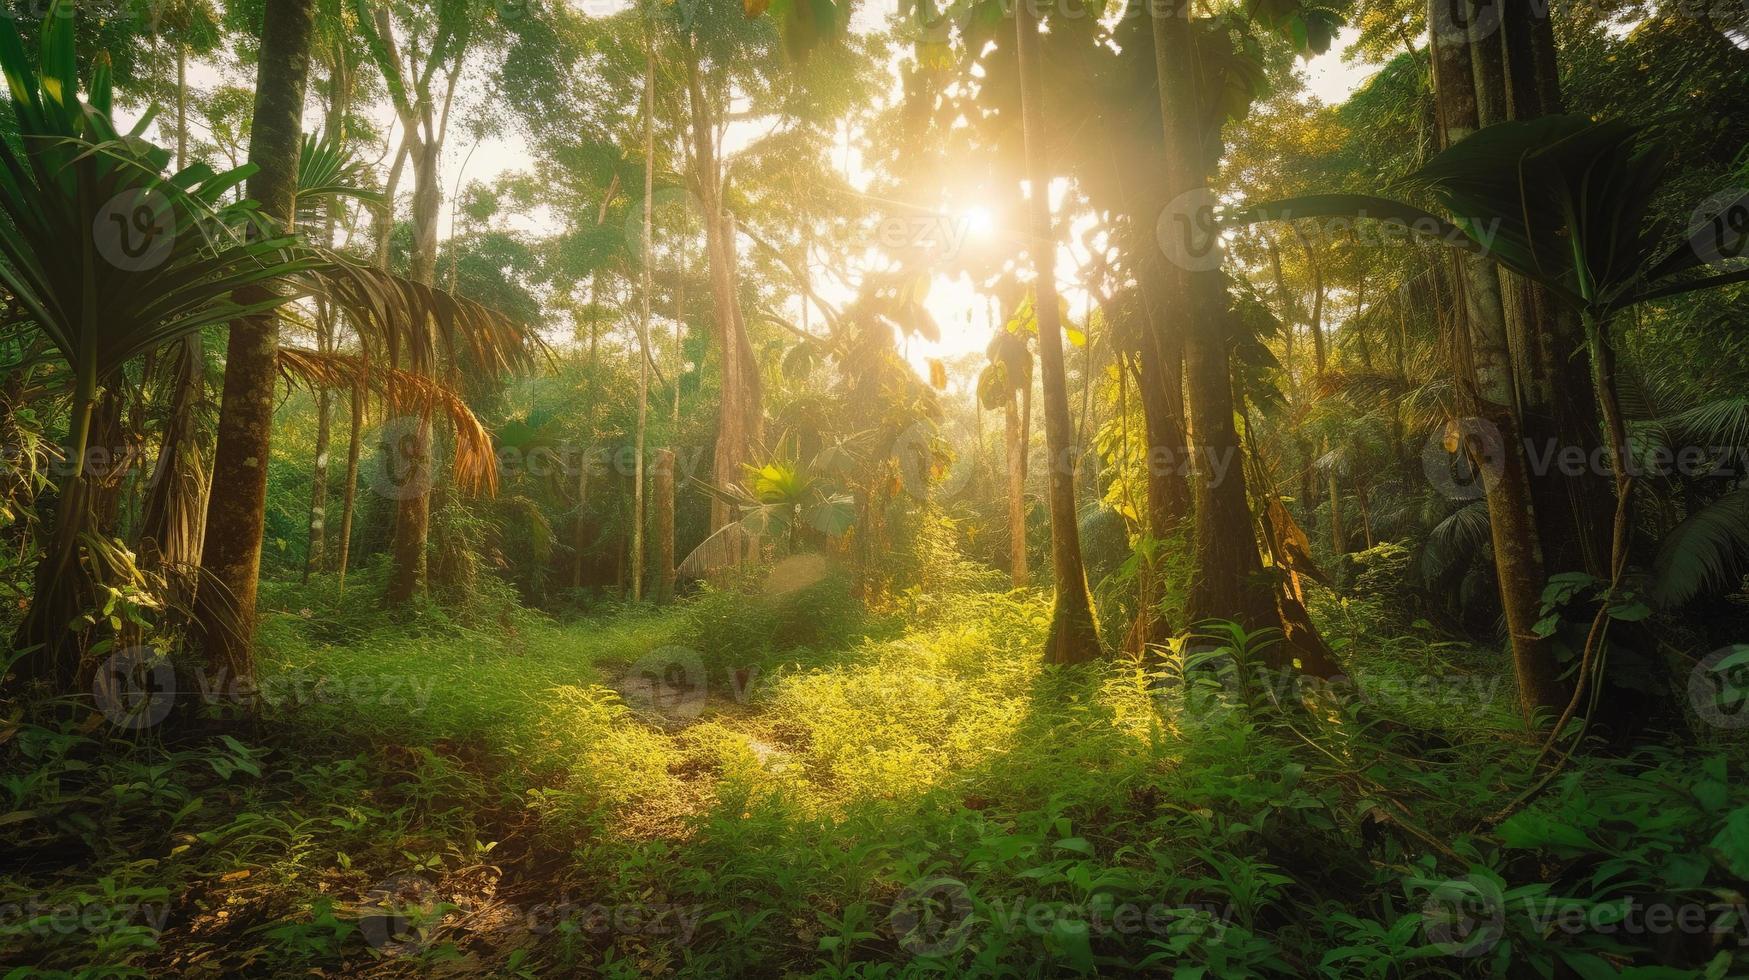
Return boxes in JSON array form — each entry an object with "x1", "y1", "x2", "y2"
[{"x1": 4, "y1": 566, "x2": 1746, "y2": 977}]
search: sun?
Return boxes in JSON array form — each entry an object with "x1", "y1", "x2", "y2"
[{"x1": 963, "y1": 205, "x2": 996, "y2": 240}]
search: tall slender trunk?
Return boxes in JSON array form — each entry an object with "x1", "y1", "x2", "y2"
[
  {"x1": 336, "y1": 136, "x2": 406, "y2": 592},
  {"x1": 654, "y1": 448, "x2": 676, "y2": 602},
  {"x1": 1291, "y1": 229, "x2": 1344, "y2": 555},
  {"x1": 304, "y1": 296, "x2": 332, "y2": 581},
  {"x1": 194, "y1": 0, "x2": 315, "y2": 678},
  {"x1": 683, "y1": 39, "x2": 761, "y2": 532},
  {"x1": 1014, "y1": 0, "x2": 1101, "y2": 664},
  {"x1": 385, "y1": 125, "x2": 441, "y2": 606},
  {"x1": 571, "y1": 458, "x2": 591, "y2": 588},
  {"x1": 1005, "y1": 390, "x2": 1029, "y2": 588},
  {"x1": 1430, "y1": 0, "x2": 1563, "y2": 723},
  {"x1": 631, "y1": 27, "x2": 655, "y2": 600},
  {"x1": 304, "y1": 82, "x2": 350, "y2": 581},
  {"x1": 336, "y1": 379, "x2": 363, "y2": 592},
  {"x1": 175, "y1": 43, "x2": 188, "y2": 170}
]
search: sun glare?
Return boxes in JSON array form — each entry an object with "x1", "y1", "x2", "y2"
[{"x1": 963, "y1": 205, "x2": 996, "y2": 240}]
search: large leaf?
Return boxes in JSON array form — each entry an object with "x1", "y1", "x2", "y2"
[{"x1": 1408, "y1": 116, "x2": 1656, "y2": 308}]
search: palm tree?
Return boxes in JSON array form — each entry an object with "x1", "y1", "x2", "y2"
[
  {"x1": 1012, "y1": 0, "x2": 1101, "y2": 664},
  {"x1": 0, "y1": 2, "x2": 536, "y2": 695},
  {"x1": 0, "y1": 3, "x2": 309, "y2": 688}
]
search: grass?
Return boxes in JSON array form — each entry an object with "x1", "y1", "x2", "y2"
[{"x1": 4, "y1": 569, "x2": 1747, "y2": 978}]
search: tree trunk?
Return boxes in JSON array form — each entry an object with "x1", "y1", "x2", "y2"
[
  {"x1": 1005, "y1": 391, "x2": 1029, "y2": 588},
  {"x1": 571, "y1": 455, "x2": 592, "y2": 589},
  {"x1": 15, "y1": 346, "x2": 100, "y2": 688},
  {"x1": 1497, "y1": 3, "x2": 1611, "y2": 578},
  {"x1": 303, "y1": 319, "x2": 332, "y2": 581},
  {"x1": 336, "y1": 379, "x2": 363, "y2": 592},
  {"x1": 334, "y1": 136, "x2": 409, "y2": 594},
  {"x1": 654, "y1": 447, "x2": 676, "y2": 602},
  {"x1": 1014, "y1": 0, "x2": 1101, "y2": 664},
  {"x1": 631, "y1": 27, "x2": 655, "y2": 601},
  {"x1": 176, "y1": 43, "x2": 188, "y2": 170},
  {"x1": 1429, "y1": 0, "x2": 1564, "y2": 723},
  {"x1": 1133, "y1": 275, "x2": 1192, "y2": 536},
  {"x1": 384, "y1": 130, "x2": 441, "y2": 606},
  {"x1": 194, "y1": 0, "x2": 315, "y2": 678},
  {"x1": 683, "y1": 43, "x2": 761, "y2": 534},
  {"x1": 1151, "y1": 6, "x2": 1278, "y2": 634}
]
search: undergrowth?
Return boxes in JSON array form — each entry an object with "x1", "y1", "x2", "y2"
[{"x1": 4, "y1": 565, "x2": 1747, "y2": 978}]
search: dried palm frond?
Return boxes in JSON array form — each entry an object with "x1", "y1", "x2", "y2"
[
  {"x1": 296, "y1": 252, "x2": 548, "y2": 386},
  {"x1": 275, "y1": 346, "x2": 500, "y2": 496},
  {"x1": 138, "y1": 337, "x2": 210, "y2": 601}
]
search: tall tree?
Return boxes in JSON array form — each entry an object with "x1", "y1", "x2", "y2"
[
  {"x1": 353, "y1": 0, "x2": 480, "y2": 605},
  {"x1": 1013, "y1": 0, "x2": 1101, "y2": 664},
  {"x1": 1150, "y1": 8, "x2": 1276, "y2": 633},
  {"x1": 678, "y1": 24, "x2": 763, "y2": 534},
  {"x1": 194, "y1": 0, "x2": 317, "y2": 677},
  {"x1": 1426, "y1": 0, "x2": 1565, "y2": 721},
  {"x1": 631, "y1": 15, "x2": 654, "y2": 600}
]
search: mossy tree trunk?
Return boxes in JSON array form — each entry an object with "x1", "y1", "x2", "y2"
[{"x1": 194, "y1": 0, "x2": 315, "y2": 678}]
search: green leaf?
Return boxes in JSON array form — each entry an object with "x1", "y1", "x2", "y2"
[{"x1": 1709, "y1": 806, "x2": 1749, "y2": 881}]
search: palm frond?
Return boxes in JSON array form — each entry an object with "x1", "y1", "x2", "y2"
[
  {"x1": 1418, "y1": 499, "x2": 1491, "y2": 586},
  {"x1": 296, "y1": 253, "x2": 547, "y2": 386},
  {"x1": 1650, "y1": 489, "x2": 1749, "y2": 608},
  {"x1": 294, "y1": 128, "x2": 383, "y2": 218},
  {"x1": 1667, "y1": 397, "x2": 1749, "y2": 455},
  {"x1": 275, "y1": 346, "x2": 501, "y2": 496}
]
